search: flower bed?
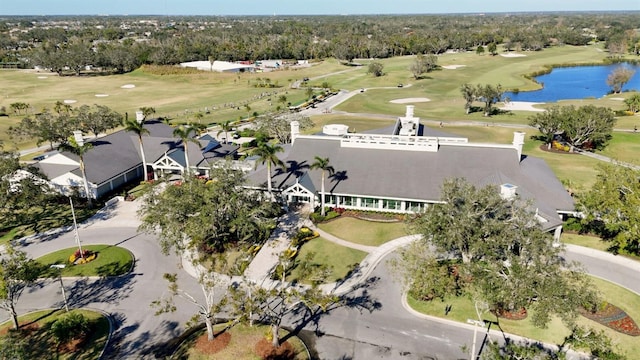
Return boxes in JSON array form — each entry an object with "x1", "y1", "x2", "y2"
[
  {"x1": 580, "y1": 302, "x2": 640, "y2": 336},
  {"x1": 291, "y1": 226, "x2": 319, "y2": 247},
  {"x1": 68, "y1": 249, "x2": 97, "y2": 265}
]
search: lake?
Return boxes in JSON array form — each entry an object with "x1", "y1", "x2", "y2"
[{"x1": 505, "y1": 63, "x2": 640, "y2": 102}]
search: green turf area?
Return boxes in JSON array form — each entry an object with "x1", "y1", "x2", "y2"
[
  {"x1": 288, "y1": 237, "x2": 367, "y2": 284},
  {"x1": 0, "y1": 199, "x2": 100, "y2": 246},
  {"x1": 561, "y1": 233, "x2": 611, "y2": 252},
  {"x1": 318, "y1": 217, "x2": 408, "y2": 247},
  {"x1": 408, "y1": 276, "x2": 640, "y2": 357},
  {"x1": 0, "y1": 309, "x2": 110, "y2": 360},
  {"x1": 599, "y1": 131, "x2": 640, "y2": 165},
  {"x1": 37, "y1": 245, "x2": 134, "y2": 277},
  {"x1": 331, "y1": 45, "x2": 621, "y2": 123}
]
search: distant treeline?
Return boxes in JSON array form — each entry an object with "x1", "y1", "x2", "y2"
[{"x1": 0, "y1": 13, "x2": 639, "y2": 74}]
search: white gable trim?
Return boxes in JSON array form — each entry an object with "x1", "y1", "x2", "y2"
[
  {"x1": 39, "y1": 153, "x2": 79, "y2": 166},
  {"x1": 153, "y1": 153, "x2": 183, "y2": 170}
]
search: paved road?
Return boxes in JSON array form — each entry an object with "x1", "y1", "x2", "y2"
[
  {"x1": 6, "y1": 222, "x2": 203, "y2": 359},
  {"x1": 4, "y1": 199, "x2": 639, "y2": 359}
]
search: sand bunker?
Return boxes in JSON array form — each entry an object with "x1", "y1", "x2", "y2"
[
  {"x1": 37, "y1": 76, "x2": 48, "y2": 79},
  {"x1": 500, "y1": 101, "x2": 544, "y2": 112},
  {"x1": 500, "y1": 53, "x2": 526, "y2": 58},
  {"x1": 390, "y1": 98, "x2": 431, "y2": 104},
  {"x1": 95, "y1": 94, "x2": 109, "y2": 97},
  {"x1": 442, "y1": 65, "x2": 466, "y2": 70},
  {"x1": 63, "y1": 99, "x2": 77, "y2": 104},
  {"x1": 121, "y1": 84, "x2": 136, "y2": 89}
]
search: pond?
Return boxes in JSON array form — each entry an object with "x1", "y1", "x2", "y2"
[{"x1": 505, "y1": 63, "x2": 640, "y2": 102}]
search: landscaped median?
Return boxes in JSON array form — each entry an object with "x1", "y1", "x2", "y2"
[
  {"x1": 406, "y1": 276, "x2": 640, "y2": 357},
  {"x1": 37, "y1": 244, "x2": 134, "y2": 277}
]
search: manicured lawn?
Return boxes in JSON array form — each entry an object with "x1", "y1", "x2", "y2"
[
  {"x1": 599, "y1": 131, "x2": 640, "y2": 165},
  {"x1": 408, "y1": 276, "x2": 640, "y2": 357},
  {"x1": 332, "y1": 44, "x2": 613, "y2": 123},
  {"x1": 0, "y1": 309, "x2": 110, "y2": 360},
  {"x1": 307, "y1": 113, "x2": 396, "y2": 134},
  {"x1": 288, "y1": 237, "x2": 367, "y2": 284},
  {"x1": 561, "y1": 232, "x2": 640, "y2": 262},
  {"x1": 561, "y1": 233, "x2": 611, "y2": 252},
  {"x1": 0, "y1": 198, "x2": 99, "y2": 246},
  {"x1": 318, "y1": 217, "x2": 408, "y2": 246},
  {"x1": 37, "y1": 245, "x2": 134, "y2": 277},
  {"x1": 172, "y1": 323, "x2": 308, "y2": 360}
]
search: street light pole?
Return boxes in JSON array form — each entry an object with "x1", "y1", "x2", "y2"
[
  {"x1": 50, "y1": 264, "x2": 69, "y2": 312},
  {"x1": 69, "y1": 197, "x2": 85, "y2": 259}
]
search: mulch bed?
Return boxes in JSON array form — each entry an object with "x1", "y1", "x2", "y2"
[
  {"x1": 193, "y1": 331, "x2": 232, "y2": 355},
  {"x1": 580, "y1": 302, "x2": 640, "y2": 336},
  {"x1": 496, "y1": 307, "x2": 528, "y2": 321},
  {"x1": 341, "y1": 210, "x2": 403, "y2": 223}
]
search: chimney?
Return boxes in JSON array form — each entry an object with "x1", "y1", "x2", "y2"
[
  {"x1": 73, "y1": 130, "x2": 84, "y2": 146},
  {"x1": 500, "y1": 183, "x2": 517, "y2": 201},
  {"x1": 406, "y1": 105, "x2": 414, "y2": 118},
  {"x1": 290, "y1": 121, "x2": 300, "y2": 144},
  {"x1": 512, "y1": 131, "x2": 525, "y2": 161},
  {"x1": 135, "y1": 110, "x2": 145, "y2": 123}
]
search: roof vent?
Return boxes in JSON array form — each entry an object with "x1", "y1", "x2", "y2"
[{"x1": 500, "y1": 183, "x2": 517, "y2": 200}]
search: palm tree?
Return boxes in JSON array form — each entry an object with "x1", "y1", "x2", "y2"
[
  {"x1": 249, "y1": 141, "x2": 284, "y2": 194},
  {"x1": 216, "y1": 120, "x2": 233, "y2": 144},
  {"x1": 310, "y1": 156, "x2": 334, "y2": 216},
  {"x1": 59, "y1": 135, "x2": 94, "y2": 208},
  {"x1": 173, "y1": 124, "x2": 199, "y2": 178},
  {"x1": 124, "y1": 118, "x2": 151, "y2": 181}
]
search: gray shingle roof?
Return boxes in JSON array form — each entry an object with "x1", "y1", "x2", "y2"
[{"x1": 246, "y1": 136, "x2": 574, "y2": 223}]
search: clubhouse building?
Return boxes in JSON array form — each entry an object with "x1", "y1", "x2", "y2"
[{"x1": 247, "y1": 106, "x2": 575, "y2": 238}]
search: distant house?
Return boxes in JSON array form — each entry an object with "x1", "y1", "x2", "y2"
[
  {"x1": 35, "y1": 121, "x2": 239, "y2": 199},
  {"x1": 247, "y1": 106, "x2": 574, "y2": 239}
]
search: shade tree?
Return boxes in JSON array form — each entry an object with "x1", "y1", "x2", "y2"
[
  {"x1": 529, "y1": 105, "x2": 616, "y2": 152},
  {"x1": 0, "y1": 246, "x2": 42, "y2": 330},
  {"x1": 367, "y1": 61, "x2": 384, "y2": 77},
  {"x1": 9, "y1": 110, "x2": 77, "y2": 150},
  {"x1": 410, "y1": 53, "x2": 438, "y2": 79},
  {"x1": 76, "y1": 104, "x2": 123, "y2": 138},
  {"x1": 139, "y1": 162, "x2": 280, "y2": 257},
  {"x1": 606, "y1": 66, "x2": 635, "y2": 94},
  {"x1": 399, "y1": 178, "x2": 598, "y2": 327},
  {"x1": 579, "y1": 164, "x2": 640, "y2": 255},
  {"x1": 254, "y1": 111, "x2": 313, "y2": 144}
]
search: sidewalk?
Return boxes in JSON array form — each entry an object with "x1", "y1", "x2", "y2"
[{"x1": 243, "y1": 208, "x2": 309, "y2": 282}]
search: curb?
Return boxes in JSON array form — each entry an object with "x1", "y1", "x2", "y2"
[{"x1": 400, "y1": 293, "x2": 589, "y2": 359}]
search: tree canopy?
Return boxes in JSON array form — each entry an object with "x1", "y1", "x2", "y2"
[
  {"x1": 529, "y1": 105, "x2": 616, "y2": 151},
  {"x1": 139, "y1": 162, "x2": 281, "y2": 258},
  {"x1": 579, "y1": 164, "x2": 640, "y2": 255},
  {"x1": 399, "y1": 178, "x2": 597, "y2": 327}
]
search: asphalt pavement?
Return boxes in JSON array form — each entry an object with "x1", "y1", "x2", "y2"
[{"x1": 4, "y1": 196, "x2": 639, "y2": 359}]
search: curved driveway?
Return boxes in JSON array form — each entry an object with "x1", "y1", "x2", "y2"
[{"x1": 3, "y1": 200, "x2": 639, "y2": 359}]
